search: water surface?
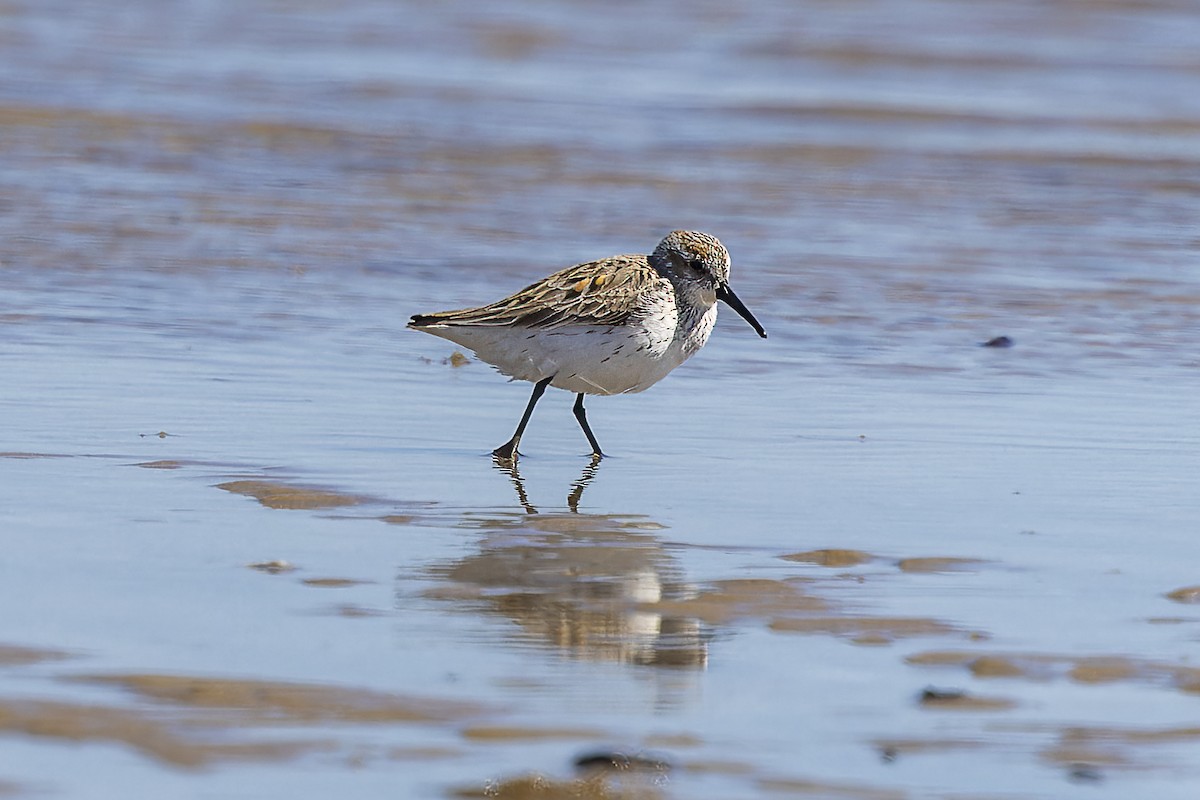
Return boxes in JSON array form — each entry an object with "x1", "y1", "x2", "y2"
[{"x1": 2, "y1": 1, "x2": 1199, "y2": 798}]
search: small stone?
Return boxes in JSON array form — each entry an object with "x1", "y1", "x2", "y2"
[{"x1": 248, "y1": 560, "x2": 296, "y2": 574}]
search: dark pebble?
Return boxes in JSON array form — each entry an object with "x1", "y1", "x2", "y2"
[
  {"x1": 919, "y1": 686, "x2": 965, "y2": 703},
  {"x1": 1068, "y1": 763, "x2": 1104, "y2": 783},
  {"x1": 574, "y1": 750, "x2": 670, "y2": 774}
]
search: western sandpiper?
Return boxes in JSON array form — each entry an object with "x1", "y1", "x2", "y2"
[{"x1": 409, "y1": 230, "x2": 766, "y2": 459}]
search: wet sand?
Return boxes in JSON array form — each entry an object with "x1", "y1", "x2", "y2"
[{"x1": 3, "y1": 1, "x2": 1200, "y2": 798}]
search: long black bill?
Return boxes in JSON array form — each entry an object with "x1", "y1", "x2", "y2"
[{"x1": 716, "y1": 284, "x2": 767, "y2": 339}]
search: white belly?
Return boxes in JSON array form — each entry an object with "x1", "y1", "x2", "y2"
[{"x1": 422, "y1": 307, "x2": 717, "y2": 395}]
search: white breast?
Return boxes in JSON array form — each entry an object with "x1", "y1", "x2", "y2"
[{"x1": 422, "y1": 302, "x2": 718, "y2": 396}]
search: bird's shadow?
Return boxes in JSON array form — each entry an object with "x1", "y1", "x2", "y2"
[{"x1": 492, "y1": 454, "x2": 603, "y2": 514}]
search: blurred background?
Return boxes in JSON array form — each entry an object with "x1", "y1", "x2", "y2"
[{"x1": 2, "y1": 1, "x2": 1199, "y2": 798}]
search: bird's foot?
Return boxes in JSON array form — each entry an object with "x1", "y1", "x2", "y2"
[{"x1": 492, "y1": 440, "x2": 521, "y2": 461}]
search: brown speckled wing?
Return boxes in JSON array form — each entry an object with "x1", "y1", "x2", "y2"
[{"x1": 409, "y1": 255, "x2": 659, "y2": 329}]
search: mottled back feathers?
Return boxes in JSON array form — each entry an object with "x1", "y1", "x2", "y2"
[{"x1": 409, "y1": 255, "x2": 663, "y2": 330}]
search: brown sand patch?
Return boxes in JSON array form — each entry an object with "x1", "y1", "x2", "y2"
[
  {"x1": 679, "y1": 758, "x2": 755, "y2": 775},
  {"x1": 908, "y1": 649, "x2": 1200, "y2": 696},
  {"x1": 780, "y1": 549, "x2": 874, "y2": 567},
  {"x1": 770, "y1": 615, "x2": 962, "y2": 641},
  {"x1": 301, "y1": 577, "x2": 372, "y2": 588},
  {"x1": 917, "y1": 687, "x2": 1016, "y2": 711},
  {"x1": 1042, "y1": 742, "x2": 1130, "y2": 769},
  {"x1": 1165, "y1": 585, "x2": 1200, "y2": 604},
  {"x1": 522, "y1": 514, "x2": 666, "y2": 535},
  {"x1": 385, "y1": 745, "x2": 465, "y2": 761},
  {"x1": 1173, "y1": 668, "x2": 1200, "y2": 693},
  {"x1": 967, "y1": 655, "x2": 1027, "y2": 678},
  {"x1": 325, "y1": 604, "x2": 387, "y2": 618},
  {"x1": 452, "y1": 773, "x2": 663, "y2": 799},
  {"x1": 0, "y1": 698, "x2": 327, "y2": 769},
  {"x1": 758, "y1": 776, "x2": 905, "y2": 798},
  {"x1": 461, "y1": 725, "x2": 606, "y2": 742},
  {"x1": 655, "y1": 579, "x2": 826, "y2": 625},
  {"x1": 905, "y1": 650, "x2": 977, "y2": 667},
  {"x1": 641, "y1": 733, "x2": 702, "y2": 749},
  {"x1": 992, "y1": 722, "x2": 1200, "y2": 779},
  {"x1": 0, "y1": 452, "x2": 69, "y2": 459},
  {"x1": 216, "y1": 480, "x2": 366, "y2": 510},
  {"x1": 0, "y1": 644, "x2": 74, "y2": 667},
  {"x1": 896, "y1": 557, "x2": 988, "y2": 573},
  {"x1": 424, "y1": 584, "x2": 488, "y2": 602},
  {"x1": 5, "y1": 666, "x2": 491, "y2": 771},
  {"x1": 68, "y1": 673, "x2": 481, "y2": 724},
  {"x1": 1104, "y1": 725, "x2": 1200, "y2": 744},
  {"x1": 909, "y1": 649, "x2": 1093, "y2": 682},
  {"x1": 872, "y1": 736, "x2": 985, "y2": 757},
  {"x1": 1069, "y1": 657, "x2": 1140, "y2": 684}
]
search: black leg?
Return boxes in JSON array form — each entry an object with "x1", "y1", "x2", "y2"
[
  {"x1": 572, "y1": 393, "x2": 605, "y2": 458},
  {"x1": 493, "y1": 376, "x2": 553, "y2": 460}
]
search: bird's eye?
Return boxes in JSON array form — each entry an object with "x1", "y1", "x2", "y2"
[{"x1": 688, "y1": 259, "x2": 705, "y2": 273}]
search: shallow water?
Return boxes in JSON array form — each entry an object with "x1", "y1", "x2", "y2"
[{"x1": 3, "y1": 1, "x2": 1200, "y2": 797}]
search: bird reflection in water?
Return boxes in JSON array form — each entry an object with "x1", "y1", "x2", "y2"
[
  {"x1": 428, "y1": 458, "x2": 708, "y2": 670},
  {"x1": 492, "y1": 453, "x2": 602, "y2": 514}
]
